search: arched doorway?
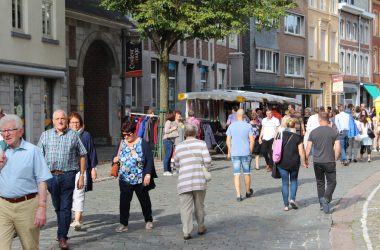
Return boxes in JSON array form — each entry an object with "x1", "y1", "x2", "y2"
[{"x1": 83, "y1": 40, "x2": 114, "y2": 144}]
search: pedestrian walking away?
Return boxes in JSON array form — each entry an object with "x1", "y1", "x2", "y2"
[
  {"x1": 226, "y1": 109, "x2": 255, "y2": 201},
  {"x1": 68, "y1": 112, "x2": 98, "y2": 231},
  {"x1": 275, "y1": 118, "x2": 307, "y2": 211},
  {"x1": 334, "y1": 106, "x2": 350, "y2": 166},
  {"x1": 259, "y1": 110, "x2": 280, "y2": 173},
  {"x1": 113, "y1": 121, "x2": 157, "y2": 233},
  {"x1": 38, "y1": 110, "x2": 87, "y2": 250},
  {"x1": 0, "y1": 114, "x2": 52, "y2": 250},
  {"x1": 306, "y1": 112, "x2": 340, "y2": 214},
  {"x1": 174, "y1": 124, "x2": 211, "y2": 240}
]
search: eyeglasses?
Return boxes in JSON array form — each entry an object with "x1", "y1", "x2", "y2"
[
  {"x1": 122, "y1": 132, "x2": 134, "y2": 137},
  {"x1": 0, "y1": 128, "x2": 19, "y2": 135}
]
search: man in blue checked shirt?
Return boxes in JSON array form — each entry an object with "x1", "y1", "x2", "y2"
[
  {"x1": 38, "y1": 110, "x2": 87, "y2": 250},
  {"x1": 0, "y1": 114, "x2": 52, "y2": 250}
]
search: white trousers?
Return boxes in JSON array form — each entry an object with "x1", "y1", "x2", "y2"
[{"x1": 72, "y1": 172, "x2": 87, "y2": 212}]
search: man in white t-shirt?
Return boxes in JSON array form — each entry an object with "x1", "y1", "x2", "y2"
[
  {"x1": 304, "y1": 107, "x2": 323, "y2": 147},
  {"x1": 259, "y1": 110, "x2": 280, "y2": 172}
]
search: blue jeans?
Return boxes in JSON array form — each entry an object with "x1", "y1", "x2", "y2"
[
  {"x1": 47, "y1": 171, "x2": 76, "y2": 240},
  {"x1": 163, "y1": 139, "x2": 173, "y2": 172},
  {"x1": 277, "y1": 167, "x2": 299, "y2": 207},
  {"x1": 339, "y1": 130, "x2": 349, "y2": 161},
  {"x1": 231, "y1": 156, "x2": 251, "y2": 175}
]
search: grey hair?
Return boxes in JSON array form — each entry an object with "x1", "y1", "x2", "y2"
[
  {"x1": 184, "y1": 123, "x2": 198, "y2": 137},
  {"x1": 0, "y1": 114, "x2": 23, "y2": 129},
  {"x1": 53, "y1": 109, "x2": 67, "y2": 119}
]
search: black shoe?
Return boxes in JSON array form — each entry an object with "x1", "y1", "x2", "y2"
[
  {"x1": 184, "y1": 235, "x2": 192, "y2": 240},
  {"x1": 348, "y1": 159, "x2": 352, "y2": 163},
  {"x1": 246, "y1": 188, "x2": 253, "y2": 198},
  {"x1": 236, "y1": 196, "x2": 243, "y2": 202},
  {"x1": 343, "y1": 161, "x2": 348, "y2": 166},
  {"x1": 353, "y1": 159, "x2": 358, "y2": 163},
  {"x1": 319, "y1": 197, "x2": 330, "y2": 214}
]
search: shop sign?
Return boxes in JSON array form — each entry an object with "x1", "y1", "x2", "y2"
[{"x1": 332, "y1": 75, "x2": 344, "y2": 94}]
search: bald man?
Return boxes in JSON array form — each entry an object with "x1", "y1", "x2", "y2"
[{"x1": 226, "y1": 109, "x2": 255, "y2": 201}]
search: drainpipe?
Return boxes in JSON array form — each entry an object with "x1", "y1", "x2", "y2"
[{"x1": 358, "y1": 15, "x2": 362, "y2": 105}]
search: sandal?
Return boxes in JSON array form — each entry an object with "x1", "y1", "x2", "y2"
[{"x1": 283, "y1": 206, "x2": 289, "y2": 211}]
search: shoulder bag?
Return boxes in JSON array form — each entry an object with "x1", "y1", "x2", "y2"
[
  {"x1": 110, "y1": 140, "x2": 123, "y2": 177},
  {"x1": 271, "y1": 134, "x2": 294, "y2": 179},
  {"x1": 185, "y1": 142, "x2": 211, "y2": 182},
  {"x1": 165, "y1": 122, "x2": 179, "y2": 138}
]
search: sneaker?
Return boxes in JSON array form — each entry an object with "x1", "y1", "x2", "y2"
[
  {"x1": 184, "y1": 234, "x2": 192, "y2": 240},
  {"x1": 236, "y1": 196, "x2": 243, "y2": 202},
  {"x1": 353, "y1": 159, "x2": 358, "y2": 163},
  {"x1": 198, "y1": 227, "x2": 207, "y2": 235},
  {"x1": 115, "y1": 224, "x2": 128, "y2": 233},
  {"x1": 145, "y1": 222, "x2": 153, "y2": 230},
  {"x1": 289, "y1": 200, "x2": 298, "y2": 209},
  {"x1": 246, "y1": 188, "x2": 254, "y2": 198},
  {"x1": 319, "y1": 197, "x2": 330, "y2": 214},
  {"x1": 163, "y1": 171, "x2": 173, "y2": 176},
  {"x1": 70, "y1": 221, "x2": 82, "y2": 231}
]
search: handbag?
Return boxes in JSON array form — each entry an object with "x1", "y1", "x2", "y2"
[
  {"x1": 185, "y1": 142, "x2": 211, "y2": 182},
  {"x1": 110, "y1": 140, "x2": 123, "y2": 177},
  {"x1": 272, "y1": 132, "x2": 283, "y2": 164},
  {"x1": 271, "y1": 165, "x2": 281, "y2": 179},
  {"x1": 165, "y1": 122, "x2": 179, "y2": 138},
  {"x1": 367, "y1": 127, "x2": 375, "y2": 139}
]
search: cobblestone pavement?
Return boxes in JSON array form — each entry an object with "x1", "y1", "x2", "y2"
[{"x1": 11, "y1": 154, "x2": 380, "y2": 249}]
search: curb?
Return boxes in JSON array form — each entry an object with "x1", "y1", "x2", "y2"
[{"x1": 331, "y1": 170, "x2": 380, "y2": 249}]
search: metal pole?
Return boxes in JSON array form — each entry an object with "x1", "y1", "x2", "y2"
[{"x1": 121, "y1": 29, "x2": 126, "y2": 128}]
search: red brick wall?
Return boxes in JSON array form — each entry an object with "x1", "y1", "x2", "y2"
[
  {"x1": 83, "y1": 41, "x2": 111, "y2": 143},
  {"x1": 202, "y1": 41, "x2": 208, "y2": 60},
  {"x1": 373, "y1": 2, "x2": 380, "y2": 87},
  {"x1": 186, "y1": 40, "x2": 194, "y2": 58}
]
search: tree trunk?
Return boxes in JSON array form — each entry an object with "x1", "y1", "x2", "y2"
[{"x1": 158, "y1": 46, "x2": 170, "y2": 160}]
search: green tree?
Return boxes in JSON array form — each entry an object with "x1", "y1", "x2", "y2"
[
  {"x1": 101, "y1": 0, "x2": 295, "y2": 113},
  {"x1": 101, "y1": 0, "x2": 295, "y2": 158}
]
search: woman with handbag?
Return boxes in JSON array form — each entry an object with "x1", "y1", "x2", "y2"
[
  {"x1": 112, "y1": 121, "x2": 157, "y2": 233},
  {"x1": 276, "y1": 118, "x2": 306, "y2": 211},
  {"x1": 174, "y1": 124, "x2": 212, "y2": 240},
  {"x1": 162, "y1": 111, "x2": 178, "y2": 176},
  {"x1": 358, "y1": 115, "x2": 373, "y2": 162}
]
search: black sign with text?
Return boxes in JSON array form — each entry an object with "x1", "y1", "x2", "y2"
[{"x1": 126, "y1": 41, "x2": 143, "y2": 77}]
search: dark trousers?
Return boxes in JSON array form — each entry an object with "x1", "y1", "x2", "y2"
[
  {"x1": 261, "y1": 139, "x2": 274, "y2": 166},
  {"x1": 313, "y1": 162, "x2": 337, "y2": 203},
  {"x1": 47, "y1": 171, "x2": 76, "y2": 240},
  {"x1": 163, "y1": 139, "x2": 173, "y2": 172},
  {"x1": 119, "y1": 180, "x2": 153, "y2": 226}
]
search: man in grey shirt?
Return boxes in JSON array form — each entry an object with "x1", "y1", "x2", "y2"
[{"x1": 306, "y1": 112, "x2": 340, "y2": 214}]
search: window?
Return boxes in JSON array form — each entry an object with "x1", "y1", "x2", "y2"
[
  {"x1": 320, "y1": 30, "x2": 326, "y2": 61},
  {"x1": 255, "y1": 49, "x2": 279, "y2": 73},
  {"x1": 365, "y1": 56, "x2": 369, "y2": 76},
  {"x1": 360, "y1": 55, "x2": 363, "y2": 76},
  {"x1": 44, "y1": 79, "x2": 54, "y2": 130},
  {"x1": 374, "y1": 13, "x2": 378, "y2": 36},
  {"x1": 200, "y1": 66, "x2": 208, "y2": 91},
  {"x1": 331, "y1": 0, "x2": 337, "y2": 14},
  {"x1": 12, "y1": 0, "x2": 22, "y2": 30},
  {"x1": 14, "y1": 76, "x2": 25, "y2": 133},
  {"x1": 284, "y1": 14, "x2": 304, "y2": 36},
  {"x1": 365, "y1": 25, "x2": 369, "y2": 44},
  {"x1": 374, "y1": 48, "x2": 378, "y2": 73},
  {"x1": 285, "y1": 55, "x2": 304, "y2": 77},
  {"x1": 42, "y1": 0, "x2": 53, "y2": 37},
  {"x1": 151, "y1": 60, "x2": 158, "y2": 107},
  {"x1": 229, "y1": 34, "x2": 238, "y2": 50},
  {"x1": 331, "y1": 32, "x2": 336, "y2": 62},
  {"x1": 360, "y1": 24, "x2": 364, "y2": 43},
  {"x1": 346, "y1": 53, "x2": 351, "y2": 74},
  {"x1": 309, "y1": 0, "x2": 316, "y2": 8},
  {"x1": 217, "y1": 68, "x2": 226, "y2": 89},
  {"x1": 339, "y1": 51, "x2": 345, "y2": 73},
  {"x1": 346, "y1": 21, "x2": 351, "y2": 40},
  {"x1": 320, "y1": 0, "x2": 325, "y2": 10},
  {"x1": 352, "y1": 54, "x2": 357, "y2": 75},
  {"x1": 352, "y1": 23, "x2": 358, "y2": 40},
  {"x1": 340, "y1": 20, "x2": 345, "y2": 38},
  {"x1": 309, "y1": 27, "x2": 316, "y2": 58},
  {"x1": 168, "y1": 61, "x2": 177, "y2": 110}
]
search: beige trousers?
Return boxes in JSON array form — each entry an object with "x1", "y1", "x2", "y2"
[
  {"x1": 0, "y1": 196, "x2": 39, "y2": 250},
  {"x1": 179, "y1": 190, "x2": 206, "y2": 236}
]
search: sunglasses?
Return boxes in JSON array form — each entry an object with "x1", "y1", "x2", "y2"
[{"x1": 122, "y1": 132, "x2": 134, "y2": 137}]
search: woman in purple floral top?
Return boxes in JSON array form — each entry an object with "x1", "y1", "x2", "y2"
[{"x1": 113, "y1": 121, "x2": 157, "y2": 233}]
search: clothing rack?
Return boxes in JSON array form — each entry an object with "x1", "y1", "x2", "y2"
[{"x1": 129, "y1": 112, "x2": 159, "y2": 118}]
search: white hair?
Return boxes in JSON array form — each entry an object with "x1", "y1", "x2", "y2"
[
  {"x1": 0, "y1": 114, "x2": 23, "y2": 129},
  {"x1": 53, "y1": 109, "x2": 67, "y2": 119},
  {"x1": 184, "y1": 123, "x2": 198, "y2": 137}
]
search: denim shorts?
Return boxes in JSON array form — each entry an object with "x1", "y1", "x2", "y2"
[{"x1": 231, "y1": 156, "x2": 251, "y2": 175}]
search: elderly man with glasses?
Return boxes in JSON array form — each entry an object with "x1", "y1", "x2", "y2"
[{"x1": 0, "y1": 114, "x2": 52, "y2": 250}]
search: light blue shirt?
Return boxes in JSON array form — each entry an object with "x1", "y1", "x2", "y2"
[
  {"x1": 0, "y1": 139, "x2": 52, "y2": 198},
  {"x1": 226, "y1": 121, "x2": 253, "y2": 156}
]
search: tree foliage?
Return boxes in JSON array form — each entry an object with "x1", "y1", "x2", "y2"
[{"x1": 101, "y1": 0, "x2": 296, "y2": 53}]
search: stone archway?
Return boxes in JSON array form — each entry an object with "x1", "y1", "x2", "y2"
[{"x1": 82, "y1": 40, "x2": 114, "y2": 144}]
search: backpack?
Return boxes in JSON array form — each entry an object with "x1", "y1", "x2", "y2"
[{"x1": 272, "y1": 132, "x2": 294, "y2": 164}]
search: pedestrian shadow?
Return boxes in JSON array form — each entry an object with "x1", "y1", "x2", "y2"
[
  {"x1": 254, "y1": 178, "x2": 316, "y2": 197},
  {"x1": 331, "y1": 195, "x2": 365, "y2": 213}
]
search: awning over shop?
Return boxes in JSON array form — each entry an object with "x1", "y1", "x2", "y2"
[
  {"x1": 178, "y1": 89, "x2": 301, "y2": 105},
  {"x1": 363, "y1": 84, "x2": 380, "y2": 99},
  {"x1": 242, "y1": 85, "x2": 323, "y2": 94}
]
